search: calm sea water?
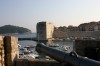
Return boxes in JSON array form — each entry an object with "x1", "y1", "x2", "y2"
[
  {"x1": 17, "y1": 33, "x2": 73, "y2": 53},
  {"x1": 18, "y1": 33, "x2": 37, "y2": 47},
  {"x1": 4, "y1": 33, "x2": 73, "y2": 54}
]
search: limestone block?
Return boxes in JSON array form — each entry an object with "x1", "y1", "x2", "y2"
[
  {"x1": 22, "y1": 59, "x2": 29, "y2": 66},
  {"x1": 4, "y1": 36, "x2": 19, "y2": 66},
  {"x1": 0, "y1": 63, "x2": 1, "y2": 66},
  {"x1": 6, "y1": 53, "x2": 18, "y2": 66},
  {"x1": 15, "y1": 59, "x2": 23, "y2": 66},
  {"x1": 74, "y1": 40, "x2": 100, "y2": 59},
  {"x1": 0, "y1": 36, "x2": 4, "y2": 66},
  {"x1": 0, "y1": 36, "x2": 4, "y2": 48},
  {"x1": 6, "y1": 54, "x2": 12, "y2": 66},
  {"x1": 0, "y1": 56, "x2": 2, "y2": 66}
]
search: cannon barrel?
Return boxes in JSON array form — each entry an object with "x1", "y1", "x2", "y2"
[{"x1": 36, "y1": 44, "x2": 100, "y2": 66}]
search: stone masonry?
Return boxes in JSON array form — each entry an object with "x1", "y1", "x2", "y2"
[
  {"x1": 0, "y1": 36, "x2": 19, "y2": 66},
  {"x1": 74, "y1": 40, "x2": 100, "y2": 61},
  {"x1": 0, "y1": 36, "x2": 4, "y2": 66}
]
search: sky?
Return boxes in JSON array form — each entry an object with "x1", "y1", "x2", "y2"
[{"x1": 1, "y1": 0, "x2": 100, "y2": 32}]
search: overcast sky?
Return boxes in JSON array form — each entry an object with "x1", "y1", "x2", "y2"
[{"x1": 1, "y1": 0, "x2": 100, "y2": 32}]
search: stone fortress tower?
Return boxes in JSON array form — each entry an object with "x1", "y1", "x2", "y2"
[{"x1": 36, "y1": 21, "x2": 54, "y2": 41}]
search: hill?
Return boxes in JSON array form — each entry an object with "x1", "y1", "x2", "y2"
[{"x1": 0, "y1": 25, "x2": 32, "y2": 34}]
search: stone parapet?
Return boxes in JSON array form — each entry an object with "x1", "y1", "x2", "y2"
[
  {"x1": 0, "y1": 36, "x2": 4, "y2": 66},
  {"x1": 0, "y1": 36, "x2": 19, "y2": 66},
  {"x1": 15, "y1": 59, "x2": 66, "y2": 66},
  {"x1": 74, "y1": 40, "x2": 100, "y2": 61}
]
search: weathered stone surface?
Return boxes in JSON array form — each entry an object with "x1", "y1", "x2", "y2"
[
  {"x1": 0, "y1": 36, "x2": 19, "y2": 66},
  {"x1": 74, "y1": 40, "x2": 100, "y2": 60},
  {"x1": 4, "y1": 36, "x2": 19, "y2": 66},
  {"x1": 15, "y1": 59, "x2": 23, "y2": 66},
  {"x1": 0, "y1": 36, "x2": 4, "y2": 66},
  {"x1": 0, "y1": 36, "x2": 4, "y2": 47},
  {"x1": 15, "y1": 59, "x2": 66, "y2": 66}
]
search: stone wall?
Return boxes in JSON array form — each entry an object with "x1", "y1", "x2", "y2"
[
  {"x1": 0, "y1": 36, "x2": 4, "y2": 66},
  {"x1": 15, "y1": 59, "x2": 66, "y2": 66},
  {"x1": 66, "y1": 31, "x2": 100, "y2": 38},
  {"x1": 0, "y1": 36, "x2": 19, "y2": 66},
  {"x1": 53, "y1": 31, "x2": 100, "y2": 39},
  {"x1": 74, "y1": 40, "x2": 100, "y2": 60},
  {"x1": 53, "y1": 30, "x2": 67, "y2": 39}
]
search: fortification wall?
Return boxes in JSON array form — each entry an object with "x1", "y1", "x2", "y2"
[
  {"x1": 0, "y1": 36, "x2": 19, "y2": 66},
  {"x1": 74, "y1": 40, "x2": 100, "y2": 61},
  {"x1": 53, "y1": 31, "x2": 100, "y2": 39},
  {"x1": 66, "y1": 31, "x2": 100, "y2": 37},
  {"x1": 0, "y1": 36, "x2": 4, "y2": 66},
  {"x1": 15, "y1": 59, "x2": 65, "y2": 66}
]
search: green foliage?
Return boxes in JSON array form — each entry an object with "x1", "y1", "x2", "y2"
[{"x1": 0, "y1": 25, "x2": 32, "y2": 34}]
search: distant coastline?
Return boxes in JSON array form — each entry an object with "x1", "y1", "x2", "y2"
[{"x1": 0, "y1": 25, "x2": 32, "y2": 34}]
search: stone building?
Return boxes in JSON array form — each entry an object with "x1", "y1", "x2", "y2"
[
  {"x1": 78, "y1": 22, "x2": 98, "y2": 31},
  {"x1": 67, "y1": 25, "x2": 79, "y2": 31},
  {"x1": 53, "y1": 27, "x2": 67, "y2": 39},
  {"x1": 36, "y1": 21, "x2": 54, "y2": 41}
]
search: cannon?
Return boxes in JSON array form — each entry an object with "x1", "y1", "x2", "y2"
[{"x1": 36, "y1": 43, "x2": 100, "y2": 66}]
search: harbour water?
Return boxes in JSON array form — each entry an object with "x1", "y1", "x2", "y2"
[{"x1": 18, "y1": 33, "x2": 73, "y2": 51}]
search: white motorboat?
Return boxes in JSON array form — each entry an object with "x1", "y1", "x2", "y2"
[
  {"x1": 63, "y1": 45, "x2": 70, "y2": 51},
  {"x1": 18, "y1": 44, "x2": 21, "y2": 48},
  {"x1": 19, "y1": 53, "x2": 39, "y2": 59}
]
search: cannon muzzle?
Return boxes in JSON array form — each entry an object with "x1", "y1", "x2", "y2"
[{"x1": 36, "y1": 43, "x2": 100, "y2": 66}]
